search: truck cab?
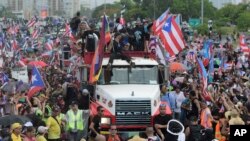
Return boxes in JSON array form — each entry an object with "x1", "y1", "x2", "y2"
[{"x1": 82, "y1": 52, "x2": 170, "y2": 139}]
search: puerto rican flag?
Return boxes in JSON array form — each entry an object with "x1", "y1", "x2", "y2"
[
  {"x1": 197, "y1": 57, "x2": 211, "y2": 101},
  {"x1": 159, "y1": 16, "x2": 185, "y2": 57},
  {"x1": 63, "y1": 23, "x2": 76, "y2": 43},
  {"x1": 32, "y1": 28, "x2": 40, "y2": 39},
  {"x1": 27, "y1": 67, "x2": 45, "y2": 98},
  {"x1": 148, "y1": 36, "x2": 166, "y2": 65},
  {"x1": 12, "y1": 39, "x2": 18, "y2": 51},
  {"x1": 45, "y1": 40, "x2": 53, "y2": 51},
  {"x1": 27, "y1": 16, "x2": 37, "y2": 28},
  {"x1": 186, "y1": 51, "x2": 196, "y2": 63},
  {"x1": 153, "y1": 8, "x2": 170, "y2": 35},
  {"x1": 239, "y1": 35, "x2": 249, "y2": 53}
]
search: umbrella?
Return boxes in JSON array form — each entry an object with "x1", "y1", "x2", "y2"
[
  {"x1": 169, "y1": 62, "x2": 187, "y2": 72},
  {"x1": 0, "y1": 115, "x2": 31, "y2": 127},
  {"x1": 28, "y1": 60, "x2": 47, "y2": 68}
]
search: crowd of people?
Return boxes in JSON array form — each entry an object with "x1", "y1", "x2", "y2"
[{"x1": 0, "y1": 10, "x2": 249, "y2": 141}]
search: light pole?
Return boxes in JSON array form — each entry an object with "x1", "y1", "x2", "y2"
[{"x1": 201, "y1": 0, "x2": 204, "y2": 24}]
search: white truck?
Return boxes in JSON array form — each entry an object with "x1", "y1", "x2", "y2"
[{"x1": 81, "y1": 52, "x2": 170, "y2": 139}]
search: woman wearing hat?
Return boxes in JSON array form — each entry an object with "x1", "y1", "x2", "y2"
[{"x1": 10, "y1": 123, "x2": 22, "y2": 141}]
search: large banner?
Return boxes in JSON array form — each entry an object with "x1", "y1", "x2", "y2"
[{"x1": 11, "y1": 67, "x2": 29, "y2": 83}]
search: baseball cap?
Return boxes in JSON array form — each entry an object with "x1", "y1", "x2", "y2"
[
  {"x1": 37, "y1": 126, "x2": 48, "y2": 133},
  {"x1": 24, "y1": 121, "x2": 33, "y2": 127},
  {"x1": 82, "y1": 89, "x2": 89, "y2": 94}
]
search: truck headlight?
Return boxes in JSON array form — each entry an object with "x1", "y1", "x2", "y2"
[{"x1": 101, "y1": 117, "x2": 111, "y2": 125}]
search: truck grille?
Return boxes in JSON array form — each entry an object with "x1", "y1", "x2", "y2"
[{"x1": 115, "y1": 100, "x2": 151, "y2": 125}]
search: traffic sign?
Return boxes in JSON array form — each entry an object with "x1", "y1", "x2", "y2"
[{"x1": 189, "y1": 18, "x2": 201, "y2": 27}]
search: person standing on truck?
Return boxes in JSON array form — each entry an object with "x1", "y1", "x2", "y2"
[
  {"x1": 70, "y1": 12, "x2": 81, "y2": 35},
  {"x1": 89, "y1": 106, "x2": 106, "y2": 141},
  {"x1": 107, "y1": 32, "x2": 135, "y2": 70},
  {"x1": 154, "y1": 104, "x2": 173, "y2": 141}
]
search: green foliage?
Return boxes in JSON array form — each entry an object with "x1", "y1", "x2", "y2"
[
  {"x1": 216, "y1": 3, "x2": 248, "y2": 25},
  {"x1": 216, "y1": 26, "x2": 237, "y2": 35},
  {"x1": 124, "y1": 8, "x2": 147, "y2": 21},
  {"x1": 92, "y1": 3, "x2": 121, "y2": 18},
  {"x1": 236, "y1": 11, "x2": 250, "y2": 31},
  {"x1": 195, "y1": 24, "x2": 209, "y2": 35}
]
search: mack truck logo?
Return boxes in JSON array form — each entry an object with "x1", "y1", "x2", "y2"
[{"x1": 116, "y1": 111, "x2": 151, "y2": 116}]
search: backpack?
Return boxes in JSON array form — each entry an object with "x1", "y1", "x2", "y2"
[{"x1": 188, "y1": 125, "x2": 206, "y2": 141}]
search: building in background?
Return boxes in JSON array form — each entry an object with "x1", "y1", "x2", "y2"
[
  {"x1": 242, "y1": 0, "x2": 250, "y2": 3},
  {"x1": 63, "y1": 0, "x2": 80, "y2": 18},
  {"x1": 209, "y1": 0, "x2": 243, "y2": 9},
  {"x1": 80, "y1": 0, "x2": 91, "y2": 9}
]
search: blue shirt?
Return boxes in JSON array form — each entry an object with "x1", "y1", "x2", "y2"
[{"x1": 161, "y1": 92, "x2": 176, "y2": 111}]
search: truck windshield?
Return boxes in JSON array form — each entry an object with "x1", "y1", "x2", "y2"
[{"x1": 99, "y1": 66, "x2": 158, "y2": 84}]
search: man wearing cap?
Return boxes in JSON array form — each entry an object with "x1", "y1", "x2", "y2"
[
  {"x1": 36, "y1": 126, "x2": 48, "y2": 141},
  {"x1": 66, "y1": 100, "x2": 89, "y2": 141},
  {"x1": 47, "y1": 105, "x2": 62, "y2": 141},
  {"x1": 11, "y1": 123, "x2": 22, "y2": 141}
]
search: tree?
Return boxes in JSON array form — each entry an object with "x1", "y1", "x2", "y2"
[
  {"x1": 92, "y1": 3, "x2": 121, "y2": 18},
  {"x1": 216, "y1": 3, "x2": 248, "y2": 25},
  {"x1": 236, "y1": 11, "x2": 250, "y2": 31}
]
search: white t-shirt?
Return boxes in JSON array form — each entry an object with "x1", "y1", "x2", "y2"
[{"x1": 174, "y1": 91, "x2": 186, "y2": 113}]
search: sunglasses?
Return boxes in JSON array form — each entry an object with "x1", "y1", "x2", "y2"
[{"x1": 111, "y1": 128, "x2": 117, "y2": 130}]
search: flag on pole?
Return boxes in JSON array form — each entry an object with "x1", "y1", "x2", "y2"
[
  {"x1": 239, "y1": 35, "x2": 249, "y2": 53},
  {"x1": 27, "y1": 67, "x2": 45, "y2": 98},
  {"x1": 153, "y1": 8, "x2": 170, "y2": 35},
  {"x1": 89, "y1": 15, "x2": 110, "y2": 83},
  {"x1": 197, "y1": 58, "x2": 211, "y2": 101},
  {"x1": 159, "y1": 16, "x2": 185, "y2": 56},
  {"x1": 27, "y1": 16, "x2": 37, "y2": 28}
]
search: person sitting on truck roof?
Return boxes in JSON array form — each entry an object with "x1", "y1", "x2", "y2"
[{"x1": 107, "y1": 32, "x2": 135, "y2": 70}]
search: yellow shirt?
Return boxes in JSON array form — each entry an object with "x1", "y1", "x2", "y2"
[
  {"x1": 46, "y1": 116, "x2": 61, "y2": 139},
  {"x1": 36, "y1": 135, "x2": 47, "y2": 141},
  {"x1": 11, "y1": 133, "x2": 22, "y2": 141}
]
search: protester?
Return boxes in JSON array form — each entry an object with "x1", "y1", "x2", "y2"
[
  {"x1": 154, "y1": 104, "x2": 173, "y2": 141},
  {"x1": 36, "y1": 126, "x2": 48, "y2": 141},
  {"x1": 65, "y1": 100, "x2": 89, "y2": 141},
  {"x1": 89, "y1": 106, "x2": 106, "y2": 141},
  {"x1": 107, "y1": 124, "x2": 121, "y2": 141},
  {"x1": 10, "y1": 123, "x2": 22, "y2": 141}
]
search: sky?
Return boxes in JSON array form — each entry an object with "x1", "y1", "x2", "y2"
[{"x1": 89, "y1": 0, "x2": 119, "y2": 9}]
